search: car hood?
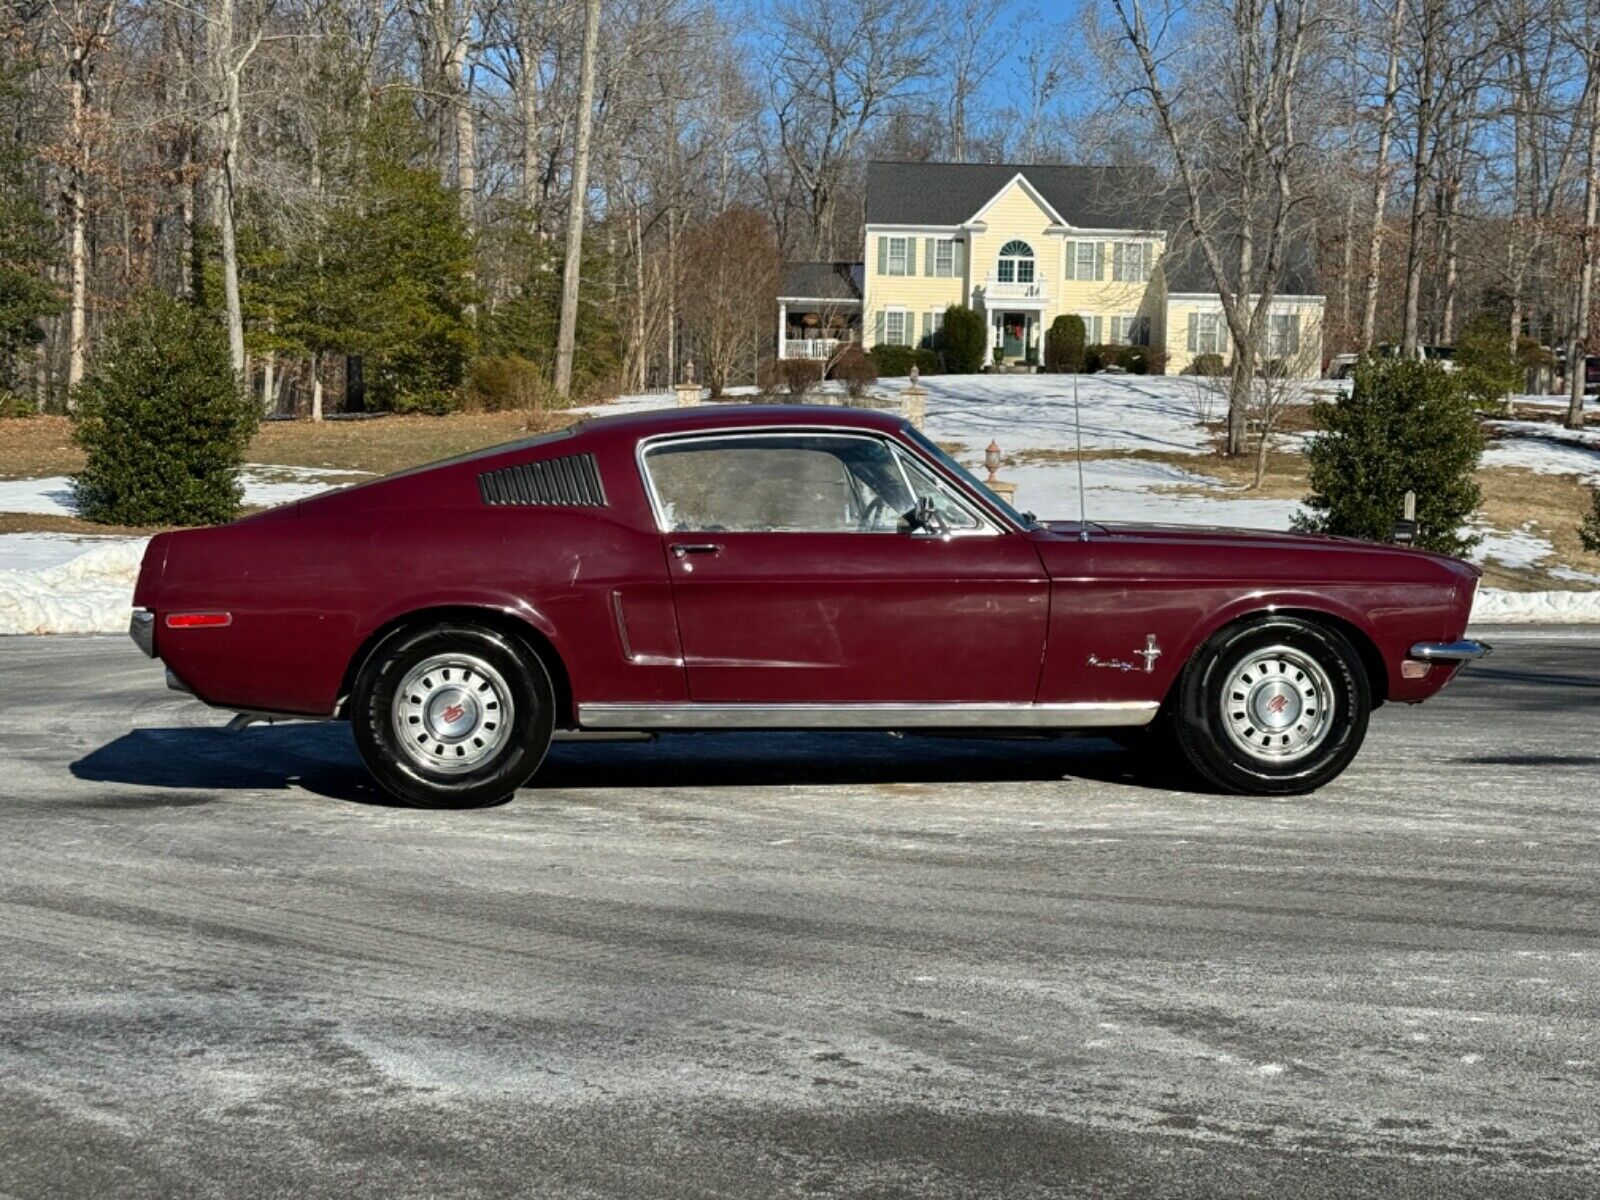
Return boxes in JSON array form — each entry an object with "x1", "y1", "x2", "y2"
[{"x1": 1035, "y1": 519, "x2": 1482, "y2": 577}]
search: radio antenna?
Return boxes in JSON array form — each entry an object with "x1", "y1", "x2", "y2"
[{"x1": 1072, "y1": 374, "x2": 1089, "y2": 541}]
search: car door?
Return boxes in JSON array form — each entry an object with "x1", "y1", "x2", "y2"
[{"x1": 640, "y1": 428, "x2": 1049, "y2": 705}]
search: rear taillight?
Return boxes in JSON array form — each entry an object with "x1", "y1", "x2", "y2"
[{"x1": 165, "y1": 612, "x2": 232, "y2": 629}]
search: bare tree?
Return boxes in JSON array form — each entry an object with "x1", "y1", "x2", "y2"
[
  {"x1": 1110, "y1": 0, "x2": 1320, "y2": 455},
  {"x1": 1395, "y1": 0, "x2": 1501, "y2": 354},
  {"x1": 1360, "y1": 0, "x2": 1404, "y2": 349},
  {"x1": 1565, "y1": 19, "x2": 1600, "y2": 429},
  {"x1": 44, "y1": 0, "x2": 119, "y2": 394},
  {"x1": 552, "y1": 0, "x2": 597, "y2": 396},
  {"x1": 942, "y1": 0, "x2": 993, "y2": 162},
  {"x1": 770, "y1": 0, "x2": 931, "y2": 257},
  {"x1": 680, "y1": 206, "x2": 780, "y2": 396},
  {"x1": 205, "y1": 0, "x2": 275, "y2": 379}
]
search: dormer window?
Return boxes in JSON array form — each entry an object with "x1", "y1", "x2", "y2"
[{"x1": 996, "y1": 240, "x2": 1035, "y2": 284}]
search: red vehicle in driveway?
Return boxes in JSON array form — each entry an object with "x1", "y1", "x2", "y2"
[{"x1": 129, "y1": 405, "x2": 1488, "y2": 807}]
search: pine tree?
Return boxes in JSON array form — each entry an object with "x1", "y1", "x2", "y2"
[
  {"x1": 71, "y1": 293, "x2": 259, "y2": 526},
  {"x1": 282, "y1": 98, "x2": 478, "y2": 413},
  {"x1": 480, "y1": 235, "x2": 620, "y2": 400},
  {"x1": 1294, "y1": 358, "x2": 1484, "y2": 556},
  {"x1": 0, "y1": 67, "x2": 61, "y2": 398}
]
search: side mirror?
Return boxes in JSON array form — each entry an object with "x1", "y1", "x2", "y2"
[{"x1": 904, "y1": 495, "x2": 950, "y2": 535}]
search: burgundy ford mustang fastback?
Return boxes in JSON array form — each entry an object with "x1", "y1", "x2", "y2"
[{"x1": 129, "y1": 404, "x2": 1488, "y2": 807}]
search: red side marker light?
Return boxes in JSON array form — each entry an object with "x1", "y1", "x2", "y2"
[{"x1": 165, "y1": 612, "x2": 232, "y2": 629}]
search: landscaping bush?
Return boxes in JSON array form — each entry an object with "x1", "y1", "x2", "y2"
[
  {"x1": 1582, "y1": 486, "x2": 1600, "y2": 554},
  {"x1": 866, "y1": 344, "x2": 938, "y2": 377},
  {"x1": 71, "y1": 291, "x2": 259, "y2": 526},
  {"x1": 1044, "y1": 314, "x2": 1086, "y2": 373},
  {"x1": 463, "y1": 354, "x2": 560, "y2": 415},
  {"x1": 778, "y1": 357, "x2": 823, "y2": 395},
  {"x1": 1185, "y1": 352, "x2": 1226, "y2": 376},
  {"x1": 1084, "y1": 344, "x2": 1153, "y2": 374},
  {"x1": 941, "y1": 305, "x2": 986, "y2": 373},
  {"x1": 0, "y1": 391, "x2": 34, "y2": 417},
  {"x1": 1292, "y1": 357, "x2": 1483, "y2": 556},
  {"x1": 832, "y1": 344, "x2": 877, "y2": 398}
]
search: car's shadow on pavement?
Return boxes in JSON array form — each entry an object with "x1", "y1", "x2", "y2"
[
  {"x1": 70, "y1": 724, "x2": 395, "y2": 806},
  {"x1": 70, "y1": 724, "x2": 1174, "y2": 805}
]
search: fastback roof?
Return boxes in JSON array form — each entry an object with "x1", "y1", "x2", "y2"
[{"x1": 575, "y1": 403, "x2": 906, "y2": 439}]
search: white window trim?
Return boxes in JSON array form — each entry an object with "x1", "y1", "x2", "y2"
[
  {"x1": 884, "y1": 307, "x2": 911, "y2": 347},
  {"x1": 934, "y1": 239, "x2": 955, "y2": 278},
  {"x1": 886, "y1": 236, "x2": 910, "y2": 277}
]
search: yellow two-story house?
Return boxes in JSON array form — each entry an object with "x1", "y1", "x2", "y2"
[{"x1": 777, "y1": 161, "x2": 1325, "y2": 378}]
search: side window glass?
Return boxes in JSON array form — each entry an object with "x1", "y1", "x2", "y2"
[
  {"x1": 644, "y1": 434, "x2": 914, "y2": 533},
  {"x1": 893, "y1": 447, "x2": 983, "y2": 532}
]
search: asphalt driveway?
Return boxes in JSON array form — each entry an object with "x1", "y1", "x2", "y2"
[{"x1": 1, "y1": 632, "x2": 1597, "y2": 1198}]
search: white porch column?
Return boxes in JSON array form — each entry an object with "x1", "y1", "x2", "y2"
[{"x1": 777, "y1": 303, "x2": 787, "y2": 360}]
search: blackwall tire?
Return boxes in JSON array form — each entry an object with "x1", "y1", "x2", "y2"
[
  {"x1": 351, "y1": 622, "x2": 555, "y2": 808},
  {"x1": 1171, "y1": 616, "x2": 1370, "y2": 796}
]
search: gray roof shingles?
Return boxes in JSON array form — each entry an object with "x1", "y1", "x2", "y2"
[
  {"x1": 864, "y1": 161, "x2": 1164, "y2": 229},
  {"x1": 779, "y1": 261, "x2": 863, "y2": 302}
]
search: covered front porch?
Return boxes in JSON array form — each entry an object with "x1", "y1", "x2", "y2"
[
  {"x1": 985, "y1": 306, "x2": 1045, "y2": 366},
  {"x1": 777, "y1": 261, "x2": 865, "y2": 362},
  {"x1": 778, "y1": 302, "x2": 862, "y2": 360}
]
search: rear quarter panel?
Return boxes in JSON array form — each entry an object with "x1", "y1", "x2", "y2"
[{"x1": 147, "y1": 432, "x2": 683, "y2": 718}]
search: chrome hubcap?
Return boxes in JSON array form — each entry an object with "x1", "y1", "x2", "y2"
[
  {"x1": 1221, "y1": 645, "x2": 1335, "y2": 763},
  {"x1": 391, "y1": 653, "x2": 514, "y2": 775}
]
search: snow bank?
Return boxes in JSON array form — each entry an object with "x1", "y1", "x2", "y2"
[
  {"x1": 0, "y1": 538, "x2": 148, "y2": 635},
  {"x1": 1471, "y1": 587, "x2": 1600, "y2": 624},
  {"x1": 0, "y1": 532, "x2": 138, "y2": 573},
  {"x1": 0, "y1": 465, "x2": 367, "y2": 520}
]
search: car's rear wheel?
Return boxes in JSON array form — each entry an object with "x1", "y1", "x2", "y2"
[
  {"x1": 1170, "y1": 616, "x2": 1370, "y2": 796},
  {"x1": 351, "y1": 622, "x2": 554, "y2": 808}
]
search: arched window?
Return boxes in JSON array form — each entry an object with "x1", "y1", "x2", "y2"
[{"x1": 997, "y1": 240, "x2": 1035, "y2": 284}]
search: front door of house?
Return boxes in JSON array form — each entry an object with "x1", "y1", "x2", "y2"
[{"x1": 1002, "y1": 313, "x2": 1025, "y2": 360}]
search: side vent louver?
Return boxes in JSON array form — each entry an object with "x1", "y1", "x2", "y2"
[{"x1": 478, "y1": 453, "x2": 607, "y2": 507}]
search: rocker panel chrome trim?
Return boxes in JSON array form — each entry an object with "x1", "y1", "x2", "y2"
[{"x1": 577, "y1": 701, "x2": 1159, "y2": 731}]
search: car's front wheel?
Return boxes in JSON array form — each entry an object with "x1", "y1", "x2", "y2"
[
  {"x1": 1170, "y1": 616, "x2": 1370, "y2": 796},
  {"x1": 351, "y1": 622, "x2": 555, "y2": 808}
]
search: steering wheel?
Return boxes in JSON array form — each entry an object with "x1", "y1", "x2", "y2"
[{"x1": 857, "y1": 495, "x2": 888, "y2": 532}]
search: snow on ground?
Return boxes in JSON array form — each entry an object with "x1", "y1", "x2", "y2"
[
  {"x1": 0, "y1": 538, "x2": 147, "y2": 636},
  {"x1": 0, "y1": 464, "x2": 366, "y2": 519},
  {"x1": 1483, "y1": 432, "x2": 1600, "y2": 482},
  {"x1": 1002, "y1": 456, "x2": 1302, "y2": 529},
  {"x1": 1470, "y1": 523, "x2": 1555, "y2": 572}
]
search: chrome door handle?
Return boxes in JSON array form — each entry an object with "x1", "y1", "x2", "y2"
[{"x1": 670, "y1": 543, "x2": 723, "y2": 559}]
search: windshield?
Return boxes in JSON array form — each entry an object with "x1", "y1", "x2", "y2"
[{"x1": 902, "y1": 426, "x2": 1037, "y2": 529}]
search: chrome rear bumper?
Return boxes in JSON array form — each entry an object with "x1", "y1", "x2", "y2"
[
  {"x1": 1408, "y1": 639, "x2": 1492, "y2": 662},
  {"x1": 129, "y1": 607, "x2": 155, "y2": 658}
]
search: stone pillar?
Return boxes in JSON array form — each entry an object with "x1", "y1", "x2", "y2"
[
  {"x1": 983, "y1": 439, "x2": 1016, "y2": 506},
  {"x1": 900, "y1": 385, "x2": 927, "y2": 429},
  {"x1": 675, "y1": 359, "x2": 700, "y2": 407}
]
